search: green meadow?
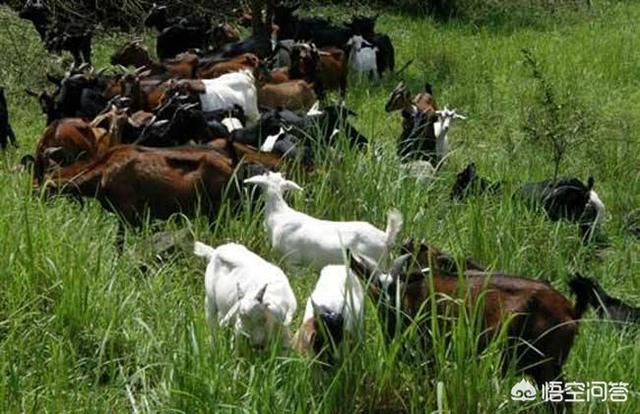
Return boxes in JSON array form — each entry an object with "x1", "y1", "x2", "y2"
[{"x1": 0, "y1": 1, "x2": 639, "y2": 412}]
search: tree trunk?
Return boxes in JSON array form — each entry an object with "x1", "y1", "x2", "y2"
[
  {"x1": 250, "y1": 0, "x2": 266, "y2": 36},
  {"x1": 250, "y1": 0, "x2": 275, "y2": 37}
]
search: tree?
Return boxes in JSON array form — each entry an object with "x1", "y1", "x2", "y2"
[{"x1": 249, "y1": 0, "x2": 275, "y2": 37}]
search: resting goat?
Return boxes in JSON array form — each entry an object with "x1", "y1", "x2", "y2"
[
  {"x1": 398, "y1": 107, "x2": 466, "y2": 183},
  {"x1": 244, "y1": 171, "x2": 403, "y2": 269},
  {"x1": 568, "y1": 274, "x2": 640, "y2": 324},
  {"x1": 293, "y1": 263, "x2": 365, "y2": 362},
  {"x1": 194, "y1": 241, "x2": 297, "y2": 348},
  {"x1": 349, "y1": 240, "x2": 591, "y2": 414}
]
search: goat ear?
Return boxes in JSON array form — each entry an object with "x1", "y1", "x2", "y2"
[
  {"x1": 243, "y1": 174, "x2": 267, "y2": 186},
  {"x1": 282, "y1": 180, "x2": 302, "y2": 192},
  {"x1": 587, "y1": 176, "x2": 595, "y2": 190},
  {"x1": 310, "y1": 299, "x2": 321, "y2": 315},
  {"x1": 400, "y1": 238, "x2": 415, "y2": 255}
]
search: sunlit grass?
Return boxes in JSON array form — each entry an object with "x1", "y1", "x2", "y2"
[{"x1": 1, "y1": 1, "x2": 639, "y2": 412}]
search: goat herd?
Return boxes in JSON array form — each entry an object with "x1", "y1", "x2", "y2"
[{"x1": 1, "y1": 2, "x2": 639, "y2": 412}]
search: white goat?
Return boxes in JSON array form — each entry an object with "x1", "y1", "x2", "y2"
[
  {"x1": 433, "y1": 107, "x2": 467, "y2": 160},
  {"x1": 347, "y1": 35, "x2": 379, "y2": 80},
  {"x1": 193, "y1": 241, "x2": 297, "y2": 347},
  {"x1": 293, "y1": 263, "x2": 365, "y2": 357},
  {"x1": 244, "y1": 172, "x2": 403, "y2": 269},
  {"x1": 199, "y1": 69, "x2": 260, "y2": 126}
]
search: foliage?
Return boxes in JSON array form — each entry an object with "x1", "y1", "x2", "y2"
[{"x1": 520, "y1": 48, "x2": 594, "y2": 180}]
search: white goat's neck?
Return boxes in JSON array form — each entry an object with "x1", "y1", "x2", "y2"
[{"x1": 264, "y1": 188, "x2": 291, "y2": 216}]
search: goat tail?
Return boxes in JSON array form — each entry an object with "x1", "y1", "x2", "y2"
[
  {"x1": 194, "y1": 241, "x2": 217, "y2": 261},
  {"x1": 385, "y1": 208, "x2": 403, "y2": 248},
  {"x1": 568, "y1": 273, "x2": 595, "y2": 319}
]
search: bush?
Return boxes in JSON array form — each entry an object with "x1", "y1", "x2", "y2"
[{"x1": 317, "y1": 0, "x2": 592, "y2": 25}]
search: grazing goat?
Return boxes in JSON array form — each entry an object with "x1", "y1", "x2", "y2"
[
  {"x1": 294, "y1": 263, "x2": 365, "y2": 362},
  {"x1": 0, "y1": 87, "x2": 18, "y2": 150},
  {"x1": 568, "y1": 274, "x2": 640, "y2": 324},
  {"x1": 243, "y1": 171, "x2": 403, "y2": 269},
  {"x1": 450, "y1": 163, "x2": 606, "y2": 241},
  {"x1": 349, "y1": 240, "x2": 590, "y2": 414},
  {"x1": 346, "y1": 35, "x2": 379, "y2": 80},
  {"x1": 194, "y1": 241, "x2": 297, "y2": 347}
]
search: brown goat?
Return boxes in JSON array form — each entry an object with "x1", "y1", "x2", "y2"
[
  {"x1": 104, "y1": 73, "x2": 172, "y2": 111},
  {"x1": 111, "y1": 40, "x2": 199, "y2": 78},
  {"x1": 385, "y1": 81, "x2": 437, "y2": 113},
  {"x1": 42, "y1": 145, "x2": 235, "y2": 225},
  {"x1": 290, "y1": 44, "x2": 348, "y2": 97},
  {"x1": 34, "y1": 118, "x2": 100, "y2": 183},
  {"x1": 196, "y1": 53, "x2": 260, "y2": 79},
  {"x1": 258, "y1": 65, "x2": 290, "y2": 84},
  {"x1": 258, "y1": 80, "x2": 317, "y2": 111},
  {"x1": 349, "y1": 240, "x2": 590, "y2": 414}
]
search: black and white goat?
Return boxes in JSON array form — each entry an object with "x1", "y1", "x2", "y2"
[{"x1": 451, "y1": 163, "x2": 606, "y2": 241}]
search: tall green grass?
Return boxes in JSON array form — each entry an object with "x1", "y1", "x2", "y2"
[{"x1": 1, "y1": 1, "x2": 639, "y2": 412}]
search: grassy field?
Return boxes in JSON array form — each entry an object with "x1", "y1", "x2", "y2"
[{"x1": 1, "y1": 1, "x2": 639, "y2": 413}]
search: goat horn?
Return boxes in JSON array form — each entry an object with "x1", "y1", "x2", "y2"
[
  {"x1": 182, "y1": 103, "x2": 199, "y2": 111},
  {"x1": 389, "y1": 253, "x2": 412, "y2": 278},
  {"x1": 43, "y1": 146, "x2": 64, "y2": 159}
]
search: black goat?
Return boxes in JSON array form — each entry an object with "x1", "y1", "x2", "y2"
[
  {"x1": 25, "y1": 66, "x2": 109, "y2": 124},
  {"x1": 568, "y1": 274, "x2": 640, "y2": 324},
  {"x1": 19, "y1": 0, "x2": 92, "y2": 65},
  {"x1": 144, "y1": 3, "x2": 210, "y2": 60}
]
